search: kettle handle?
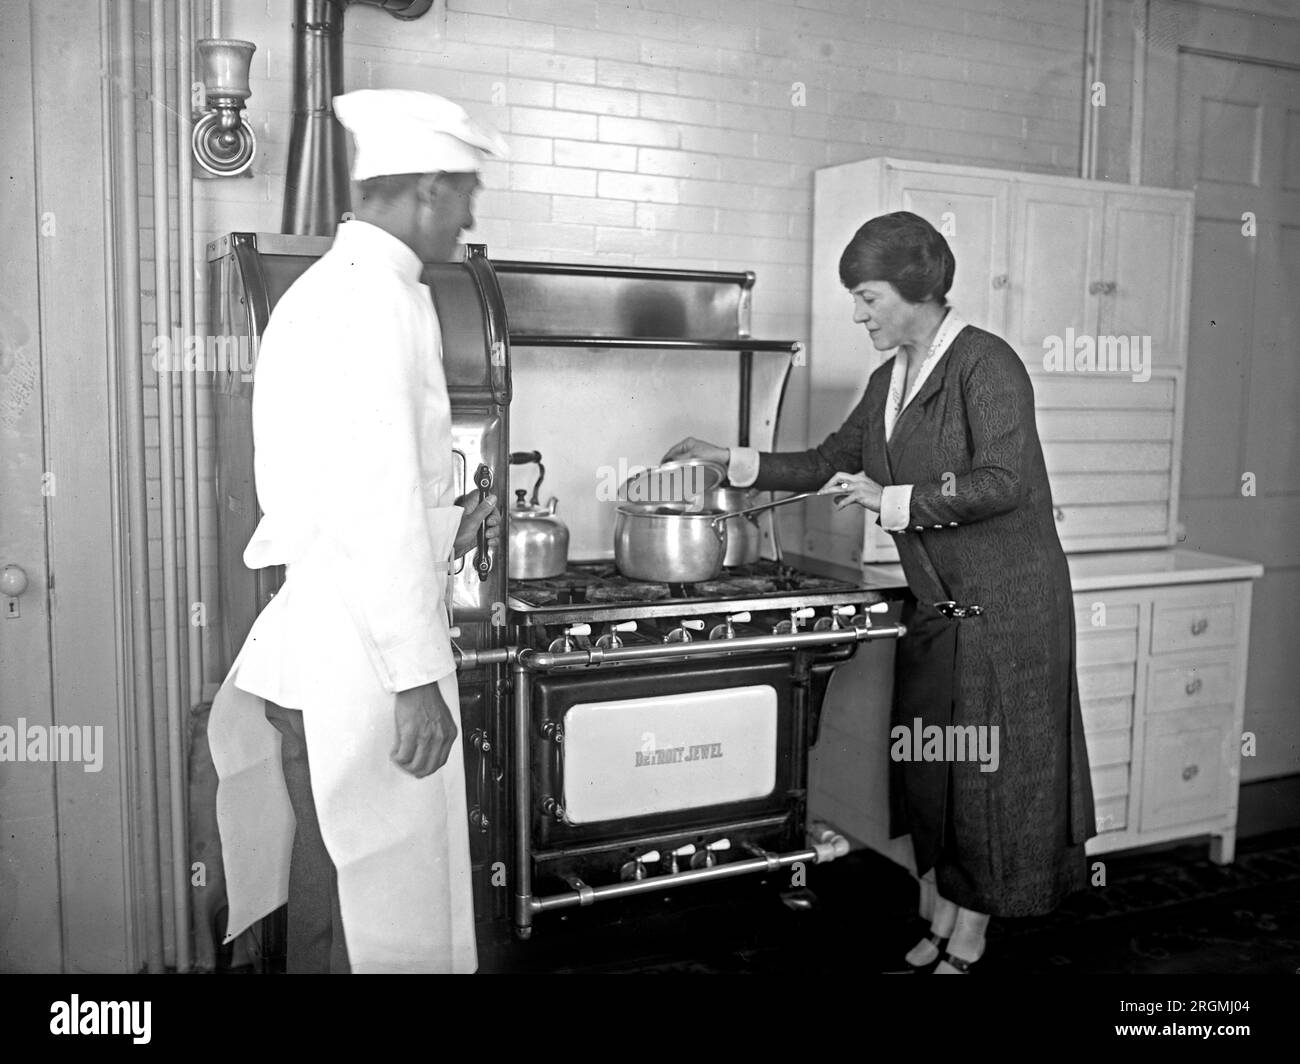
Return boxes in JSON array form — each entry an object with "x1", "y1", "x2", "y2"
[{"x1": 509, "y1": 450, "x2": 545, "y2": 506}]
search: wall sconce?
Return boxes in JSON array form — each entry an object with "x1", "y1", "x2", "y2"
[{"x1": 193, "y1": 39, "x2": 257, "y2": 177}]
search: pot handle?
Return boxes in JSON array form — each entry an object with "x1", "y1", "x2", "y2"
[
  {"x1": 710, "y1": 490, "x2": 823, "y2": 530},
  {"x1": 509, "y1": 450, "x2": 545, "y2": 506}
]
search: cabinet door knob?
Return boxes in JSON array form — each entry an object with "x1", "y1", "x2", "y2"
[
  {"x1": 1182, "y1": 763, "x2": 1199, "y2": 782},
  {"x1": 1089, "y1": 280, "x2": 1106, "y2": 295},
  {"x1": 1054, "y1": 507, "x2": 1065, "y2": 522},
  {"x1": 1190, "y1": 617, "x2": 1208, "y2": 636},
  {"x1": 991, "y1": 273, "x2": 1009, "y2": 290},
  {"x1": 1104, "y1": 280, "x2": 1118, "y2": 295},
  {"x1": 1185, "y1": 677, "x2": 1203, "y2": 696}
]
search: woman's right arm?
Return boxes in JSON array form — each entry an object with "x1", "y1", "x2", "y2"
[{"x1": 663, "y1": 390, "x2": 871, "y2": 493}]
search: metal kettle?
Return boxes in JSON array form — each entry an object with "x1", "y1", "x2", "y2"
[{"x1": 508, "y1": 451, "x2": 569, "y2": 580}]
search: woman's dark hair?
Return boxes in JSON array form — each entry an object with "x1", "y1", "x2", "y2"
[{"x1": 837, "y1": 211, "x2": 955, "y2": 304}]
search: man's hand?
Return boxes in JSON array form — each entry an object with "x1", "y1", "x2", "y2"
[
  {"x1": 392, "y1": 681, "x2": 458, "y2": 778},
  {"x1": 453, "y1": 490, "x2": 500, "y2": 560}
]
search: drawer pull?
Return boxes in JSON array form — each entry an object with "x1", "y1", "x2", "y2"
[
  {"x1": 1190, "y1": 618, "x2": 1208, "y2": 636},
  {"x1": 1185, "y1": 677, "x2": 1203, "y2": 696},
  {"x1": 1181, "y1": 763, "x2": 1199, "y2": 782}
]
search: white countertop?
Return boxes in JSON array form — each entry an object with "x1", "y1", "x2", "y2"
[{"x1": 854, "y1": 547, "x2": 1263, "y2": 595}]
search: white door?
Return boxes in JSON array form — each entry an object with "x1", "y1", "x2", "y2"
[
  {"x1": 1, "y1": 4, "x2": 136, "y2": 973},
  {"x1": 0, "y1": 1, "x2": 63, "y2": 975},
  {"x1": 885, "y1": 167, "x2": 1011, "y2": 335},
  {"x1": 1006, "y1": 182, "x2": 1105, "y2": 368},
  {"x1": 1170, "y1": 29, "x2": 1300, "y2": 781}
]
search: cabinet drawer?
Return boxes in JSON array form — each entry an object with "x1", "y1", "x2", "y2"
[
  {"x1": 1147, "y1": 656, "x2": 1236, "y2": 714},
  {"x1": 1091, "y1": 763, "x2": 1129, "y2": 800},
  {"x1": 1078, "y1": 662, "x2": 1136, "y2": 702},
  {"x1": 1084, "y1": 728, "x2": 1131, "y2": 768},
  {"x1": 1151, "y1": 593, "x2": 1239, "y2": 654},
  {"x1": 1081, "y1": 696, "x2": 1131, "y2": 734},
  {"x1": 1076, "y1": 628, "x2": 1138, "y2": 667},
  {"x1": 1073, "y1": 600, "x2": 1139, "y2": 633},
  {"x1": 1140, "y1": 707, "x2": 1236, "y2": 831},
  {"x1": 1094, "y1": 794, "x2": 1127, "y2": 833}
]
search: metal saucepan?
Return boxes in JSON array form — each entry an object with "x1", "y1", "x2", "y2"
[
  {"x1": 613, "y1": 491, "x2": 821, "y2": 583},
  {"x1": 699, "y1": 486, "x2": 761, "y2": 566}
]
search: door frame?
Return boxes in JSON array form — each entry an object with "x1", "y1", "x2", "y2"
[{"x1": 1, "y1": 1, "x2": 139, "y2": 973}]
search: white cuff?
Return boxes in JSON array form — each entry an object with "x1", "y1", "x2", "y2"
[
  {"x1": 727, "y1": 446, "x2": 760, "y2": 488},
  {"x1": 880, "y1": 484, "x2": 913, "y2": 531}
]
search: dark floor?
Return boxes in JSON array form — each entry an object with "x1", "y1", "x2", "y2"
[{"x1": 477, "y1": 828, "x2": 1300, "y2": 974}]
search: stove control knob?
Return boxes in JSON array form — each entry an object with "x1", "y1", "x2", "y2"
[
  {"x1": 595, "y1": 620, "x2": 637, "y2": 650},
  {"x1": 709, "y1": 611, "x2": 751, "y2": 640},
  {"x1": 853, "y1": 602, "x2": 892, "y2": 629},
  {"x1": 548, "y1": 622, "x2": 592, "y2": 653},
  {"x1": 773, "y1": 606, "x2": 815, "y2": 634},
  {"x1": 691, "y1": 837, "x2": 732, "y2": 869},
  {"x1": 620, "y1": 849, "x2": 661, "y2": 881},
  {"x1": 814, "y1": 605, "x2": 858, "y2": 631},
  {"x1": 664, "y1": 618, "x2": 705, "y2": 644}
]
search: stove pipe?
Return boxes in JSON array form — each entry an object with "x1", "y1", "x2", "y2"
[{"x1": 281, "y1": 0, "x2": 433, "y2": 236}]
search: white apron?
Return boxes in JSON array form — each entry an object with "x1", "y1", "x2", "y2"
[
  {"x1": 207, "y1": 220, "x2": 478, "y2": 974},
  {"x1": 209, "y1": 525, "x2": 476, "y2": 974}
]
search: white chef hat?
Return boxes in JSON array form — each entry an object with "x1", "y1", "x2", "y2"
[{"x1": 333, "y1": 89, "x2": 508, "y2": 180}]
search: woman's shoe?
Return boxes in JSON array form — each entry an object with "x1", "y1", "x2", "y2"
[
  {"x1": 936, "y1": 950, "x2": 978, "y2": 974},
  {"x1": 882, "y1": 932, "x2": 949, "y2": 974}
]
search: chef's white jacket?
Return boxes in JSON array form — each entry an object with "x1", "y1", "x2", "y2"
[
  {"x1": 209, "y1": 220, "x2": 477, "y2": 973},
  {"x1": 239, "y1": 219, "x2": 462, "y2": 698}
]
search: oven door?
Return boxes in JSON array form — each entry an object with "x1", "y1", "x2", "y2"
[{"x1": 530, "y1": 657, "x2": 804, "y2": 852}]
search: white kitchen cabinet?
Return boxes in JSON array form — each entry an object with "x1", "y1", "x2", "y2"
[
  {"x1": 1005, "y1": 184, "x2": 1191, "y2": 370},
  {"x1": 1005, "y1": 182, "x2": 1104, "y2": 361},
  {"x1": 1099, "y1": 191, "x2": 1192, "y2": 370},
  {"x1": 1079, "y1": 570, "x2": 1259, "y2": 863},
  {"x1": 884, "y1": 166, "x2": 1011, "y2": 336},
  {"x1": 808, "y1": 550, "x2": 1262, "y2": 875},
  {"x1": 808, "y1": 157, "x2": 1192, "y2": 564}
]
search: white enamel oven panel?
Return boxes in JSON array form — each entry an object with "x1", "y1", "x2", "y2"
[
  {"x1": 530, "y1": 657, "x2": 803, "y2": 850},
  {"x1": 563, "y1": 685, "x2": 777, "y2": 823}
]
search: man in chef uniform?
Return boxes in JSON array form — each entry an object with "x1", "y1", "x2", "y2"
[{"x1": 208, "y1": 89, "x2": 506, "y2": 974}]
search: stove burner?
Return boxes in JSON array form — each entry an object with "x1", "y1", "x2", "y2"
[{"x1": 509, "y1": 559, "x2": 864, "y2": 611}]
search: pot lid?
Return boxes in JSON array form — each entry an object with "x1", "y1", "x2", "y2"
[
  {"x1": 618, "y1": 459, "x2": 725, "y2": 505},
  {"x1": 512, "y1": 489, "x2": 559, "y2": 518}
]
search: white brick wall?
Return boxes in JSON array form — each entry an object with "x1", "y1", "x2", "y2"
[{"x1": 176, "y1": 0, "x2": 1092, "y2": 684}]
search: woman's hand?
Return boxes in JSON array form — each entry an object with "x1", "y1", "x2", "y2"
[
  {"x1": 661, "y1": 437, "x2": 729, "y2": 466},
  {"x1": 820, "y1": 472, "x2": 883, "y2": 513}
]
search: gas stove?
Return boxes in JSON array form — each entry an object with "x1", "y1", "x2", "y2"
[{"x1": 508, "y1": 559, "x2": 874, "y2": 626}]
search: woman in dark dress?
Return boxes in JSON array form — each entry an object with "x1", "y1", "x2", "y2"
[{"x1": 665, "y1": 211, "x2": 1095, "y2": 973}]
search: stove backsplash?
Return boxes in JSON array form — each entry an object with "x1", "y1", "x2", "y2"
[{"x1": 508, "y1": 347, "x2": 798, "y2": 561}]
